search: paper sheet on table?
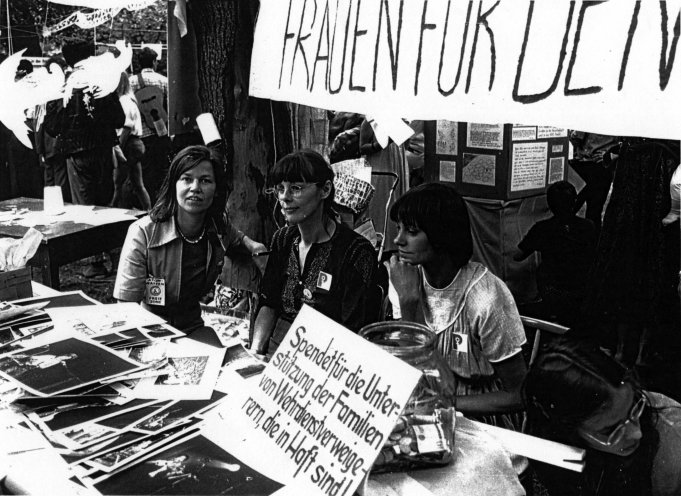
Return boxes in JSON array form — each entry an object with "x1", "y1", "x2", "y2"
[{"x1": 10, "y1": 205, "x2": 136, "y2": 228}]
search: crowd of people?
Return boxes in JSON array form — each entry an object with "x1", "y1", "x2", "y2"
[
  {"x1": 0, "y1": 39, "x2": 170, "y2": 278},
  {"x1": 1, "y1": 37, "x2": 680, "y2": 496}
]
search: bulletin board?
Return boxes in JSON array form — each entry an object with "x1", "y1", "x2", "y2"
[{"x1": 424, "y1": 122, "x2": 570, "y2": 200}]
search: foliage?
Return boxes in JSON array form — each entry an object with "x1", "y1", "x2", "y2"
[{"x1": 1, "y1": 0, "x2": 166, "y2": 55}]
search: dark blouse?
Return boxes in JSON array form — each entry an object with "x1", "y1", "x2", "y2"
[{"x1": 259, "y1": 223, "x2": 376, "y2": 333}]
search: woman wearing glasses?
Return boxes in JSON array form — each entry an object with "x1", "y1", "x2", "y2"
[
  {"x1": 525, "y1": 336, "x2": 681, "y2": 496},
  {"x1": 249, "y1": 150, "x2": 376, "y2": 356}
]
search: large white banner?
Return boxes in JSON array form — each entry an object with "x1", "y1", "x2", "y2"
[{"x1": 250, "y1": 0, "x2": 681, "y2": 139}]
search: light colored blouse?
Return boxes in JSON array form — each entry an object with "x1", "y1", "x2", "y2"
[{"x1": 419, "y1": 262, "x2": 526, "y2": 381}]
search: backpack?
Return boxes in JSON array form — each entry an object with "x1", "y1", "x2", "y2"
[{"x1": 134, "y1": 74, "x2": 167, "y2": 135}]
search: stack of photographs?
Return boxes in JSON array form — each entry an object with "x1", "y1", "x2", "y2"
[{"x1": 1, "y1": 293, "x2": 268, "y2": 493}]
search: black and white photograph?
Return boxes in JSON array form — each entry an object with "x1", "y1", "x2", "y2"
[
  {"x1": 95, "y1": 434, "x2": 283, "y2": 495},
  {"x1": 0, "y1": 0, "x2": 680, "y2": 495},
  {"x1": 0, "y1": 337, "x2": 146, "y2": 396},
  {"x1": 133, "y1": 339, "x2": 224, "y2": 400}
]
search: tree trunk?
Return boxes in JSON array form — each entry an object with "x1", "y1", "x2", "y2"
[{"x1": 189, "y1": 0, "x2": 293, "y2": 291}]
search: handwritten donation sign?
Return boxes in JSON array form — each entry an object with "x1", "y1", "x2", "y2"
[
  {"x1": 250, "y1": 0, "x2": 681, "y2": 139},
  {"x1": 203, "y1": 305, "x2": 421, "y2": 496}
]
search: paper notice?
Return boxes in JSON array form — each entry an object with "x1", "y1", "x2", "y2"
[
  {"x1": 439, "y1": 160, "x2": 457, "y2": 182},
  {"x1": 467, "y1": 123, "x2": 504, "y2": 150},
  {"x1": 548, "y1": 157, "x2": 565, "y2": 184},
  {"x1": 436, "y1": 120, "x2": 458, "y2": 155},
  {"x1": 511, "y1": 142, "x2": 548, "y2": 192},
  {"x1": 537, "y1": 126, "x2": 567, "y2": 139},
  {"x1": 512, "y1": 126, "x2": 537, "y2": 141},
  {"x1": 462, "y1": 153, "x2": 496, "y2": 186}
]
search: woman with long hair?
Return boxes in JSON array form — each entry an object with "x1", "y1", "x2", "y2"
[
  {"x1": 386, "y1": 183, "x2": 527, "y2": 429},
  {"x1": 249, "y1": 149, "x2": 376, "y2": 355},
  {"x1": 110, "y1": 71, "x2": 151, "y2": 210},
  {"x1": 114, "y1": 145, "x2": 265, "y2": 332},
  {"x1": 525, "y1": 336, "x2": 681, "y2": 495}
]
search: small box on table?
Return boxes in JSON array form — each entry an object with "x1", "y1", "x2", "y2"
[{"x1": 0, "y1": 267, "x2": 32, "y2": 301}]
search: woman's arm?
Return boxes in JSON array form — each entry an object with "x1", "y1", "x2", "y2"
[
  {"x1": 113, "y1": 223, "x2": 148, "y2": 302},
  {"x1": 250, "y1": 305, "x2": 279, "y2": 354},
  {"x1": 455, "y1": 352, "x2": 527, "y2": 415}
]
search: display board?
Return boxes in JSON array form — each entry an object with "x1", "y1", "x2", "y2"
[{"x1": 424, "y1": 121, "x2": 569, "y2": 200}]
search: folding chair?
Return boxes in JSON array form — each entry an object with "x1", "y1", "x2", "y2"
[{"x1": 521, "y1": 315, "x2": 570, "y2": 367}]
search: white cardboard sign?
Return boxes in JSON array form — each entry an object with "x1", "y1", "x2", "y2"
[{"x1": 203, "y1": 305, "x2": 421, "y2": 495}]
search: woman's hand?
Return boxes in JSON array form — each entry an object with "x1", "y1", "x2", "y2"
[{"x1": 384, "y1": 254, "x2": 420, "y2": 321}]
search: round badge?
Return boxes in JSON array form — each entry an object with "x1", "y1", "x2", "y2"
[
  {"x1": 150, "y1": 286, "x2": 161, "y2": 296},
  {"x1": 303, "y1": 288, "x2": 313, "y2": 299}
]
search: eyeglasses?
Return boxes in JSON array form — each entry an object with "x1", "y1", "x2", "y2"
[
  {"x1": 266, "y1": 182, "x2": 318, "y2": 198},
  {"x1": 582, "y1": 392, "x2": 647, "y2": 447}
]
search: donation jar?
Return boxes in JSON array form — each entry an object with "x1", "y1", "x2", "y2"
[{"x1": 359, "y1": 321, "x2": 457, "y2": 472}]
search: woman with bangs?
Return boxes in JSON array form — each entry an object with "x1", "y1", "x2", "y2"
[
  {"x1": 525, "y1": 336, "x2": 681, "y2": 495},
  {"x1": 386, "y1": 183, "x2": 527, "y2": 429},
  {"x1": 114, "y1": 145, "x2": 265, "y2": 332},
  {"x1": 249, "y1": 150, "x2": 376, "y2": 356}
]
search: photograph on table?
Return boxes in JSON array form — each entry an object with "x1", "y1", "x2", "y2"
[
  {"x1": 29, "y1": 399, "x2": 165, "y2": 434},
  {"x1": 93, "y1": 432, "x2": 283, "y2": 495},
  {"x1": 202, "y1": 311, "x2": 250, "y2": 346},
  {"x1": 221, "y1": 343, "x2": 265, "y2": 378},
  {"x1": 87, "y1": 421, "x2": 202, "y2": 473},
  {"x1": 59, "y1": 422, "x2": 123, "y2": 451},
  {"x1": 132, "y1": 390, "x2": 227, "y2": 434},
  {"x1": 132, "y1": 338, "x2": 224, "y2": 400},
  {"x1": 45, "y1": 303, "x2": 165, "y2": 339},
  {"x1": 140, "y1": 324, "x2": 185, "y2": 340},
  {"x1": 97, "y1": 401, "x2": 175, "y2": 431},
  {"x1": 12, "y1": 290, "x2": 100, "y2": 309},
  {"x1": 0, "y1": 337, "x2": 147, "y2": 396}
]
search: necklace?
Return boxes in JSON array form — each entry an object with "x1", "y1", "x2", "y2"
[{"x1": 178, "y1": 225, "x2": 206, "y2": 244}]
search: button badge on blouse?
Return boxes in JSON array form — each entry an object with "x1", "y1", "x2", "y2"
[{"x1": 303, "y1": 288, "x2": 313, "y2": 300}]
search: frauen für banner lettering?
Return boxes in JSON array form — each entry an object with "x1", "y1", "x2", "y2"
[
  {"x1": 250, "y1": 0, "x2": 681, "y2": 139},
  {"x1": 202, "y1": 305, "x2": 421, "y2": 496}
]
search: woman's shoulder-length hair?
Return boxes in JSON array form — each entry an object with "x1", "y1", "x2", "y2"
[
  {"x1": 389, "y1": 183, "x2": 472, "y2": 267},
  {"x1": 150, "y1": 145, "x2": 228, "y2": 232}
]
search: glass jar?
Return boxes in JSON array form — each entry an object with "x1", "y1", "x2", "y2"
[{"x1": 359, "y1": 321, "x2": 457, "y2": 472}]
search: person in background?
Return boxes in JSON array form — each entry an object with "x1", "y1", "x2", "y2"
[
  {"x1": 515, "y1": 181, "x2": 597, "y2": 326},
  {"x1": 525, "y1": 335, "x2": 681, "y2": 496},
  {"x1": 249, "y1": 150, "x2": 376, "y2": 356},
  {"x1": 35, "y1": 55, "x2": 71, "y2": 203},
  {"x1": 45, "y1": 37, "x2": 125, "y2": 278},
  {"x1": 386, "y1": 183, "x2": 527, "y2": 429},
  {"x1": 110, "y1": 72, "x2": 151, "y2": 211},
  {"x1": 568, "y1": 131, "x2": 619, "y2": 232},
  {"x1": 130, "y1": 47, "x2": 170, "y2": 205},
  {"x1": 114, "y1": 145, "x2": 266, "y2": 333},
  {"x1": 328, "y1": 112, "x2": 363, "y2": 164}
]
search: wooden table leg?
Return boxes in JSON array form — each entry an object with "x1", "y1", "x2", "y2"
[{"x1": 34, "y1": 247, "x2": 60, "y2": 290}]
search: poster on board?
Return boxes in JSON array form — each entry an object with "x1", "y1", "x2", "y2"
[
  {"x1": 511, "y1": 142, "x2": 549, "y2": 192},
  {"x1": 462, "y1": 153, "x2": 496, "y2": 186},
  {"x1": 439, "y1": 160, "x2": 457, "y2": 183},
  {"x1": 467, "y1": 124, "x2": 504, "y2": 150},
  {"x1": 436, "y1": 120, "x2": 458, "y2": 155}
]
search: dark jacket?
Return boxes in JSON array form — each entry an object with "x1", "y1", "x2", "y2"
[{"x1": 45, "y1": 88, "x2": 124, "y2": 156}]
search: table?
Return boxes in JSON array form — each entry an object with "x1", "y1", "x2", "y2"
[{"x1": 0, "y1": 198, "x2": 143, "y2": 290}]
